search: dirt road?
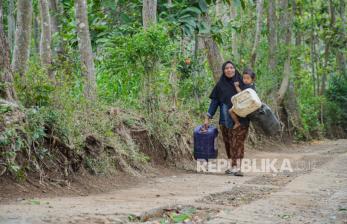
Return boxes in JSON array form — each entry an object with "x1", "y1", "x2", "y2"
[{"x1": 1, "y1": 139, "x2": 346, "y2": 224}]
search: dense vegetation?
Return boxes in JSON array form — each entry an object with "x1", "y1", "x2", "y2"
[{"x1": 0, "y1": 0, "x2": 346, "y2": 181}]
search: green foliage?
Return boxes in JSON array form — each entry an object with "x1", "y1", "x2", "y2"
[
  {"x1": 325, "y1": 75, "x2": 347, "y2": 135},
  {"x1": 0, "y1": 106, "x2": 68, "y2": 180},
  {"x1": 299, "y1": 95, "x2": 324, "y2": 138},
  {"x1": 96, "y1": 24, "x2": 175, "y2": 110},
  {"x1": 177, "y1": 57, "x2": 214, "y2": 115},
  {"x1": 14, "y1": 61, "x2": 55, "y2": 107}
]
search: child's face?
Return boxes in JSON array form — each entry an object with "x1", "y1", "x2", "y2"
[{"x1": 243, "y1": 73, "x2": 253, "y2": 85}]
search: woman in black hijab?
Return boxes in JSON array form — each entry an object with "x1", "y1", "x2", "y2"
[{"x1": 204, "y1": 61, "x2": 250, "y2": 176}]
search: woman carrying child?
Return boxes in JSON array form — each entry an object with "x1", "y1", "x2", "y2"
[{"x1": 203, "y1": 61, "x2": 256, "y2": 176}]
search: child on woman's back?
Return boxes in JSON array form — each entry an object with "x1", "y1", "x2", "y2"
[{"x1": 229, "y1": 68, "x2": 256, "y2": 129}]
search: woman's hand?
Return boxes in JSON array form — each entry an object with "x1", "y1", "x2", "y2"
[{"x1": 234, "y1": 81, "x2": 240, "y2": 87}]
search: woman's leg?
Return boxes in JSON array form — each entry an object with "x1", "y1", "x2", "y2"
[
  {"x1": 231, "y1": 125, "x2": 249, "y2": 175},
  {"x1": 220, "y1": 125, "x2": 236, "y2": 173},
  {"x1": 220, "y1": 125, "x2": 231, "y2": 159}
]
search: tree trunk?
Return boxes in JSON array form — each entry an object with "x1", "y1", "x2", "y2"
[
  {"x1": 0, "y1": 27, "x2": 17, "y2": 101},
  {"x1": 7, "y1": 0, "x2": 15, "y2": 53},
  {"x1": 75, "y1": 0, "x2": 97, "y2": 100},
  {"x1": 277, "y1": 0, "x2": 293, "y2": 104},
  {"x1": 278, "y1": 0, "x2": 287, "y2": 43},
  {"x1": 282, "y1": 1, "x2": 308, "y2": 140},
  {"x1": 277, "y1": 55, "x2": 291, "y2": 104},
  {"x1": 337, "y1": 0, "x2": 346, "y2": 77},
  {"x1": 12, "y1": 0, "x2": 32, "y2": 77},
  {"x1": 202, "y1": 14, "x2": 224, "y2": 82},
  {"x1": 33, "y1": 16, "x2": 40, "y2": 55},
  {"x1": 284, "y1": 80, "x2": 310, "y2": 139},
  {"x1": 39, "y1": 0, "x2": 53, "y2": 79},
  {"x1": 309, "y1": 2, "x2": 317, "y2": 96},
  {"x1": 204, "y1": 38, "x2": 224, "y2": 82},
  {"x1": 48, "y1": 0, "x2": 59, "y2": 35},
  {"x1": 294, "y1": 1, "x2": 302, "y2": 47},
  {"x1": 216, "y1": 0, "x2": 222, "y2": 18},
  {"x1": 320, "y1": 0, "x2": 335, "y2": 95},
  {"x1": 267, "y1": 0, "x2": 277, "y2": 71},
  {"x1": 142, "y1": 0, "x2": 157, "y2": 29},
  {"x1": 230, "y1": 3, "x2": 239, "y2": 63},
  {"x1": 169, "y1": 54, "x2": 178, "y2": 109},
  {"x1": 310, "y1": 40, "x2": 317, "y2": 96},
  {"x1": 0, "y1": 0, "x2": 3, "y2": 31},
  {"x1": 48, "y1": 0, "x2": 64, "y2": 56},
  {"x1": 250, "y1": 0, "x2": 264, "y2": 68}
]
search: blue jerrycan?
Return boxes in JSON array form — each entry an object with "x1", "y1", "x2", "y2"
[{"x1": 193, "y1": 125, "x2": 218, "y2": 161}]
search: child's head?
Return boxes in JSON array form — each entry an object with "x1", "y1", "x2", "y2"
[{"x1": 242, "y1": 68, "x2": 256, "y2": 85}]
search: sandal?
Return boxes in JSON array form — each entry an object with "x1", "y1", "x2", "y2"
[
  {"x1": 234, "y1": 170, "x2": 244, "y2": 176},
  {"x1": 225, "y1": 169, "x2": 235, "y2": 175}
]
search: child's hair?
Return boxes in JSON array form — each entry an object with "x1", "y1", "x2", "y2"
[{"x1": 242, "y1": 68, "x2": 256, "y2": 80}]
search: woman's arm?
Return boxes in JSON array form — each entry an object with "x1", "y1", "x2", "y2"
[{"x1": 204, "y1": 98, "x2": 219, "y2": 129}]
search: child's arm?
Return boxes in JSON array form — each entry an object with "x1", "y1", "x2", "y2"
[{"x1": 234, "y1": 82, "x2": 242, "y2": 93}]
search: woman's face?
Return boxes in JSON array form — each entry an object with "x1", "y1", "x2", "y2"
[{"x1": 224, "y1": 63, "x2": 235, "y2": 78}]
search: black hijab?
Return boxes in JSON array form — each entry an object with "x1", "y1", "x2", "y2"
[{"x1": 209, "y1": 61, "x2": 243, "y2": 108}]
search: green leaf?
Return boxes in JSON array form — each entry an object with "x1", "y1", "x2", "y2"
[
  {"x1": 120, "y1": 13, "x2": 131, "y2": 23},
  {"x1": 198, "y1": 21, "x2": 209, "y2": 34},
  {"x1": 127, "y1": 214, "x2": 137, "y2": 221},
  {"x1": 182, "y1": 207, "x2": 197, "y2": 215},
  {"x1": 198, "y1": 0, "x2": 208, "y2": 13},
  {"x1": 180, "y1": 7, "x2": 202, "y2": 16},
  {"x1": 30, "y1": 200, "x2": 41, "y2": 205},
  {"x1": 233, "y1": 0, "x2": 245, "y2": 10},
  {"x1": 182, "y1": 25, "x2": 194, "y2": 36},
  {"x1": 240, "y1": 0, "x2": 245, "y2": 9},
  {"x1": 170, "y1": 213, "x2": 191, "y2": 223},
  {"x1": 179, "y1": 17, "x2": 197, "y2": 29}
]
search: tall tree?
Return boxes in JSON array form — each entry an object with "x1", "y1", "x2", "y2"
[
  {"x1": 277, "y1": 0, "x2": 293, "y2": 104},
  {"x1": 336, "y1": 0, "x2": 346, "y2": 77},
  {"x1": 293, "y1": 0, "x2": 302, "y2": 47},
  {"x1": 282, "y1": 0, "x2": 308, "y2": 139},
  {"x1": 75, "y1": 0, "x2": 97, "y2": 100},
  {"x1": 309, "y1": 1, "x2": 317, "y2": 96},
  {"x1": 142, "y1": 0, "x2": 157, "y2": 29},
  {"x1": 7, "y1": 0, "x2": 15, "y2": 52},
  {"x1": 0, "y1": 26, "x2": 17, "y2": 101},
  {"x1": 202, "y1": 14, "x2": 224, "y2": 82},
  {"x1": 320, "y1": 0, "x2": 335, "y2": 95},
  {"x1": 267, "y1": 0, "x2": 277, "y2": 71},
  {"x1": 12, "y1": 0, "x2": 32, "y2": 77},
  {"x1": 48, "y1": 0, "x2": 59, "y2": 35},
  {"x1": 250, "y1": 0, "x2": 264, "y2": 67},
  {"x1": 230, "y1": 2, "x2": 239, "y2": 62},
  {"x1": 48, "y1": 0, "x2": 63, "y2": 55},
  {"x1": 39, "y1": 0, "x2": 53, "y2": 78},
  {"x1": 33, "y1": 16, "x2": 40, "y2": 55},
  {"x1": 0, "y1": 0, "x2": 3, "y2": 31}
]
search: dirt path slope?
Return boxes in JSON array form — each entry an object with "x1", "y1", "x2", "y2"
[{"x1": 0, "y1": 139, "x2": 346, "y2": 224}]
